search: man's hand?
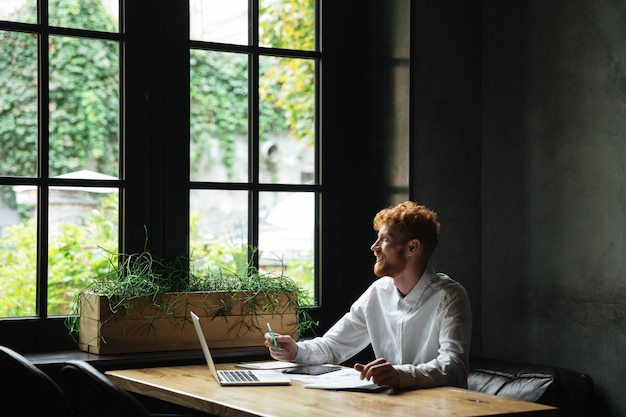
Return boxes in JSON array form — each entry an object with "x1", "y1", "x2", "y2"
[
  {"x1": 354, "y1": 358, "x2": 400, "y2": 388},
  {"x1": 264, "y1": 333, "x2": 298, "y2": 362}
]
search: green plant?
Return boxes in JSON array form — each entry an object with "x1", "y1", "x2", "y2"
[
  {"x1": 2, "y1": 0, "x2": 312, "y2": 208},
  {"x1": 65, "y1": 244, "x2": 317, "y2": 347},
  {"x1": 0, "y1": 192, "x2": 118, "y2": 317},
  {"x1": 189, "y1": 251, "x2": 318, "y2": 337}
]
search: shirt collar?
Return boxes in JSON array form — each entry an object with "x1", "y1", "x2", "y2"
[{"x1": 400, "y1": 266, "x2": 436, "y2": 306}]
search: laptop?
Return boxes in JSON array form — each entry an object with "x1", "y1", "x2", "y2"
[{"x1": 190, "y1": 311, "x2": 291, "y2": 386}]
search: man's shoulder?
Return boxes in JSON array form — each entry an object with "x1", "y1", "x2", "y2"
[
  {"x1": 370, "y1": 276, "x2": 395, "y2": 289},
  {"x1": 431, "y1": 272, "x2": 469, "y2": 294}
]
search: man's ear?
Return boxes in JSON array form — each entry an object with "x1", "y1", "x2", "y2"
[{"x1": 408, "y1": 239, "x2": 420, "y2": 255}]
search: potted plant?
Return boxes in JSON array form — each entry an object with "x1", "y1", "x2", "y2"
[{"x1": 66, "y1": 245, "x2": 317, "y2": 354}]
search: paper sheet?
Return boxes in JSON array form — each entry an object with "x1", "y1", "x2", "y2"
[
  {"x1": 300, "y1": 368, "x2": 388, "y2": 392},
  {"x1": 235, "y1": 361, "x2": 300, "y2": 370},
  {"x1": 235, "y1": 362, "x2": 388, "y2": 392}
]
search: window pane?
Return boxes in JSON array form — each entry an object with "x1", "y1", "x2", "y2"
[
  {"x1": 259, "y1": 191, "x2": 314, "y2": 301},
  {"x1": 259, "y1": 0, "x2": 315, "y2": 51},
  {"x1": 48, "y1": 187, "x2": 118, "y2": 315},
  {"x1": 259, "y1": 56, "x2": 315, "y2": 184},
  {"x1": 190, "y1": 189, "x2": 248, "y2": 273},
  {"x1": 0, "y1": 184, "x2": 37, "y2": 317},
  {"x1": 0, "y1": 0, "x2": 36, "y2": 24},
  {"x1": 48, "y1": 36, "x2": 119, "y2": 178},
  {"x1": 49, "y1": 0, "x2": 119, "y2": 33},
  {"x1": 0, "y1": 30, "x2": 38, "y2": 177},
  {"x1": 190, "y1": 50, "x2": 248, "y2": 182},
  {"x1": 190, "y1": 0, "x2": 247, "y2": 45}
]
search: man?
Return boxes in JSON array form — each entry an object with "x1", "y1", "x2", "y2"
[{"x1": 264, "y1": 201, "x2": 472, "y2": 389}]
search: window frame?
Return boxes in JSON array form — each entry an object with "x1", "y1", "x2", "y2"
[
  {"x1": 0, "y1": 0, "x2": 324, "y2": 351},
  {"x1": 187, "y1": 0, "x2": 322, "y2": 298},
  {"x1": 0, "y1": 0, "x2": 126, "y2": 318}
]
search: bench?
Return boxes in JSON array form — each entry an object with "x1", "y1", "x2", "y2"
[{"x1": 468, "y1": 357, "x2": 594, "y2": 417}]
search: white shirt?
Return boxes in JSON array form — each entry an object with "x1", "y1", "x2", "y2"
[{"x1": 293, "y1": 267, "x2": 472, "y2": 389}]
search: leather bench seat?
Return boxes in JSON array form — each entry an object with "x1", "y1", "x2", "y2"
[{"x1": 468, "y1": 357, "x2": 593, "y2": 417}]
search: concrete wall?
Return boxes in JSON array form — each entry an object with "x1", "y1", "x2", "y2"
[
  {"x1": 481, "y1": 1, "x2": 626, "y2": 415},
  {"x1": 412, "y1": 0, "x2": 626, "y2": 415},
  {"x1": 318, "y1": 0, "x2": 412, "y2": 333},
  {"x1": 411, "y1": 0, "x2": 484, "y2": 355}
]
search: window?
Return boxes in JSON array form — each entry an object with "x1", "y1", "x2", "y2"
[
  {"x1": 0, "y1": 0, "x2": 121, "y2": 318},
  {"x1": 0, "y1": 0, "x2": 320, "y2": 334},
  {"x1": 188, "y1": 0, "x2": 319, "y2": 303}
]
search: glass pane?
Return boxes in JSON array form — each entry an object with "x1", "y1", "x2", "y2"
[
  {"x1": 190, "y1": 0, "x2": 247, "y2": 45},
  {"x1": 259, "y1": 0, "x2": 315, "y2": 50},
  {"x1": 0, "y1": 0, "x2": 36, "y2": 24},
  {"x1": 49, "y1": 0, "x2": 119, "y2": 33},
  {"x1": 48, "y1": 36, "x2": 119, "y2": 178},
  {"x1": 258, "y1": 191, "x2": 314, "y2": 302},
  {"x1": 259, "y1": 56, "x2": 315, "y2": 184},
  {"x1": 190, "y1": 50, "x2": 248, "y2": 182},
  {"x1": 0, "y1": 30, "x2": 38, "y2": 177},
  {"x1": 0, "y1": 185, "x2": 37, "y2": 317},
  {"x1": 48, "y1": 187, "x2": 118, "y2": 315},
  {"x1": 189, "y1": 189, "x2": 248, "y2": 273}
]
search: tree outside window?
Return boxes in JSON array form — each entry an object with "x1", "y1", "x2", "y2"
[{"x1": 0, "y1": 0, "x2": 318, "y2": 317}]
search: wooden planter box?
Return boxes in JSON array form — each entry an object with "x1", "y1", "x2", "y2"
[{"x1": 78, "y1": 291, "x2": 299, "y2": 354}]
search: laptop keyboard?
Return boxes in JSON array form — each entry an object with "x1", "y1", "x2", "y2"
[{"x1": 220, "y1": 370, "x2": 260, "y2": 383}]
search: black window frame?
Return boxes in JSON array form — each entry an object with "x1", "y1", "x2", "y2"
[{"x1": 0, "y1": 0, "x2": 326, "y2": 352}]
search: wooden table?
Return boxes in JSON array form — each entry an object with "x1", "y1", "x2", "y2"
[{"x1": 105, "y1": 364, "x2": 560, "y2": 417}]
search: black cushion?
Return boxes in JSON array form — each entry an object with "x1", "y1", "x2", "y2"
[{"x1": 469, "y1": 357, "x2": 593, "y2": 417}]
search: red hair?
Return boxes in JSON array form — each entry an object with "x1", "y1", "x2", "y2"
[{"x1": 373, "y1": 201, "x2": 440, "y2": 256}]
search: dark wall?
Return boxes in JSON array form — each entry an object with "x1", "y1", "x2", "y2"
[
  {"x1": 411, "y1": 0, "x2": 626, "y2": 415},
  {"x1": 481, "y1": 1, "x2": 626, "y2": 415},
  {"x1": 406, "y1": 0, "x2": 625, "y2": 415},
  {"x1": 318, "y1": 0, "x2": 411, "y2": 332},
  {"x1": 410, "y1": 0, "x2": 483, "y2": 354}
]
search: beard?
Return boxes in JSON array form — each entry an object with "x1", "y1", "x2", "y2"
[
  {"x1": 373, "y1": 262, "x2": 384, "y2": 277},
  {"x1": 373, "y1": 256, "x2": 406, "y2": 277}
]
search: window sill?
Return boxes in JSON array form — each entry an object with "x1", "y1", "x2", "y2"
[{"x1": 25, "y1": 346, "x2": 271, "y2": 371}]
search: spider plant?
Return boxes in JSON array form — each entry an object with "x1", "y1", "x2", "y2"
[{"x1": 65, "y1": 245, "x2": 317, "y2": 348}]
